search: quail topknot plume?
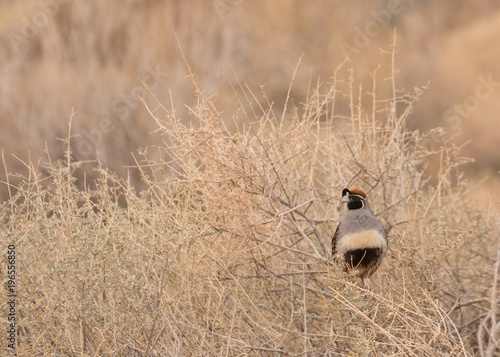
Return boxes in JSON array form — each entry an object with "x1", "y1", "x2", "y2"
[{"x1": 332, "y1": 188, "x2": 388, "y2": 285}]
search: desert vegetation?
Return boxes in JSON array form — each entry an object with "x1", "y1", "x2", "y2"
[
  {"x1": 1, "y1": 1, "x2": 500, "y2": 356},
  {"x1": 1, "y1": 1, "x2": 500, "y2": 203},
  {"x1": 2, "y1": 53, "x2": 499, "y2": 355}
]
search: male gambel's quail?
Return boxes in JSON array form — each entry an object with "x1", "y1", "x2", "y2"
[{"x1": 332, "y1": 188, "x2": 388, "y2": 284}]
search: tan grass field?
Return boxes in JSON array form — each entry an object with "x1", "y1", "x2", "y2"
[
  {"x1": 2, "y1": 56, "x2": 500, "y2": 355},
  {"x1": 1, "y1": 1, "x2": 500, "y2": 356}
]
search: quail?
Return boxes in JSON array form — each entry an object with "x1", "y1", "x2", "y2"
[{"x1": 332, "y1": 188, "x2": 388, "y2": 284}]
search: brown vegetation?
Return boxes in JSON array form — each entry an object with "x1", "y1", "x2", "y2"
[
  {"x1": 1, "y1": 1, "x2": 500, "y2": 203},
  {"x1": 1, "y1": 55, "x2": 499, "y2": 355},
  {"x1": 1, "y1": 1, "x2": 500, "y2": 355}
]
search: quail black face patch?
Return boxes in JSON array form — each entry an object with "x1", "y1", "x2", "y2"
[{"x1": 347, "y1": 198, "x2": 363, "y2": 210}]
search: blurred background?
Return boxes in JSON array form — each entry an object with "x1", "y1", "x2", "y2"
[{"x1": 1, "y1": 0, "x2": 499, "y2": 205}]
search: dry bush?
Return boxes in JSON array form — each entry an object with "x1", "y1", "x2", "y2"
[
  {"x1": 1, "y1": 59, "x2": 500, "y2": 356},
  {"x1": 2, "y1": 0, "x2": 500, "y2": 204}
]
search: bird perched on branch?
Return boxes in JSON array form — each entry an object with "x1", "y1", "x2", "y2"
[{"x1": 332, "y1": 188, "x2": 388, "y2": 285}]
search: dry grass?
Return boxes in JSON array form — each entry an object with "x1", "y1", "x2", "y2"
[
  {"x1": 1, "y1": 1, "x2": 500, "y2": 205},
  {"x1": 1, "y1": 53, "x2": 499, "y2": 355}
]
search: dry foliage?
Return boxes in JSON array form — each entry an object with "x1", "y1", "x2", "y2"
[
  {"x1": 2, "y1": 1, "x2": 500, "y2": 204},
  {"x1": 1, "y1": 60, "x2": 499, "y2": 356}
]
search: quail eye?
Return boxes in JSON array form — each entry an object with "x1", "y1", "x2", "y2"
[{"x1": 347, "y1": 199, "x2": 363, "y2": 210}]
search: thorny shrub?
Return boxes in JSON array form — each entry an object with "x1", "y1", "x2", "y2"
[{"x1": 1, "y1": 61, "x2": 499, "y2": 356}]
